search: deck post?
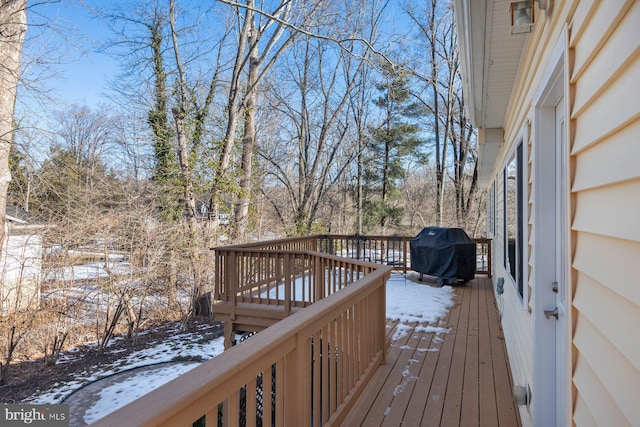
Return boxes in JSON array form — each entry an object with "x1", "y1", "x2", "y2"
[
  {"x1": 487, "y1": 240, "x2": 492, "y2": 277},
  {"x1": 403, "y1": 237, "x2": 408, "y2": 274},
  {"x1": 284, "y1": 340, "x2": 307, "y2": 426},
  {"x1": 229, "y1": 251, "x2": 238, "y2": 321},
  {"x1": 379, "y1": 275, "x2": 387, "y2": 364},
  {"x1": 224, "y1": 321, "x2": 234, "y2": 350},
  {"x1": 284, "y1": 253, "x2": 292, "y2": 316},
  {"x1": 314, "y1": 254, "x2": 324, "y2": 301}
]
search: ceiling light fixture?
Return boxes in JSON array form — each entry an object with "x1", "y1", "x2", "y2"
[{"x1": 510, "y1": 1, "x2": 535, "y2": 34}]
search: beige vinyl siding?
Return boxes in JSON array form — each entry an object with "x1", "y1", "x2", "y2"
[
  {"x1": 499, "y1": 290, "x2": 533, "y2": 425},
  {"x1": 570, "y1": 2, "x2": 640, "y2": 154},
  {"x1": 573, "y1": 233, "x2": 640, "y2": 311},
  {"x1": 573, "y1": 180, "x2": 640, "y2": 241},
  {"x1": 573, "y1": 274, "x2": 640, "y2": 374},
  {"x1": 492, "y1": 157, "x2": 534, "y2": 426},
  {"x1": 573, "y1": 393, "x2": 598, "y2": 427},
  {"x1": 465, "y1": 0, "x2": 638, "y2": 424},
  {"x1": 570, "y1": 0, "x2": 635, "y2": 81},
  {"x1": 571, "y1": 52, "x2": 640, "y2": 154},
  {"x1": 571, "y1": 3, "x2": 640, "y2": 118},
  {"x1": 568, "y1": 0, "x2": 640, "y2": 426},
  {"x1": 573, "y1": 353, "x2": 631, "y2": 427},
  {"x1": 572, "y1": 120, "x2": 640, "y2": 191},
  {"x1": 573, "y1": 314, "x2": 639, "y2": 425}
]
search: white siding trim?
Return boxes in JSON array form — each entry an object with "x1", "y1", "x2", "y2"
[{"x1": 531, "y1": 25, "x2": 571, "y2": 427}]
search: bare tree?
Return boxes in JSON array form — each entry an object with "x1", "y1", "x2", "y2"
[
  {"x1": 167, "y1": 0, "x2": 229, "y2": 229},
  {"x1": 401, "y1": 165, "x2": 436, "y2": 229},
  {"x1": 0, "y1": 0, "x2": 27, "y2": 247},
  {"x1": 346, "y1": 0, "x2": 389, "y2": 234},
  {"x1": 450, "y1": 90, "x2": 478, "y2": 227},
  {"x1": 51, "y1": 104, "x2": 119, "y2": 180},
  {"x1": 404, "y1": 0, "x2": 477, "y2": 227},
  {"x1": 207, "y1": 0, "x2": 301, "y2": 239},
  {"x1": 259, "y1": 33, "x2": 359, "y2": 234}
]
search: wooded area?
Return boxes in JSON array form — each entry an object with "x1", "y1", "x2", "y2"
[{"x1": 0, "y1": 0, "x2": 483, "y2": 386}]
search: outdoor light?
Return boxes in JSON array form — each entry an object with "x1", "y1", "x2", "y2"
[{"x1": 510, "y1": 1, "x2": 535, "y2": 34}]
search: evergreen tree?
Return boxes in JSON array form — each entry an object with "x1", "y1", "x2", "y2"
[
  {"x1": 364, "y1": 62, "x2": 423, "y2": 232},
  {"x1": 7, "y1": 146, "x2": 29, "y2": 209}
]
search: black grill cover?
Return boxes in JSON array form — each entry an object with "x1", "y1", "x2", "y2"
[{"x1": 410, "y1": 227, "x2": 476, "y2": 282}]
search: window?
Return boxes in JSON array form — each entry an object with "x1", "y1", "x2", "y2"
[
  {"x1": 487, "y1": 180, "x2": 496, "y2": 236},
  {"x1": 504, "y1": 143, "x2": 524, "y2": 298}
]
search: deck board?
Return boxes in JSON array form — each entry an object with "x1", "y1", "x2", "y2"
[{"x1": 343, "y1": 276, "x2": 521, "y2": 427}]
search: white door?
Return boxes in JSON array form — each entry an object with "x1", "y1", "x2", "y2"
[
  {"x1": 533, "y1": 37, "x2": 569, "y2": 426},
  {"x1": 553, "y1": 96, "x2": 568, "y2": 427}
]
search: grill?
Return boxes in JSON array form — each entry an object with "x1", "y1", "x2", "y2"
[{"x1": 410, "y1": 227, "x2": 476, "y2": 285}]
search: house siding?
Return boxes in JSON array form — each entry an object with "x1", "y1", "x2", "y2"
[
  {"x1": 485, "y1": 0, "x2": 639, "y2": 426},
  {"x1": 491, "y1": 146, "x2": 534, "y2": 426},
  {"x1": 568, "y1": 1, "x2": 640, "y2": 426},
  {"x1": 1, "y1": 233, "x2": 43, "y2": 315}
]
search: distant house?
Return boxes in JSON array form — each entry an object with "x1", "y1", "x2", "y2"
[
  {"x1": 1, "y1": 205, "x2": 45, "y2": 316},
  {"x1": 454, "y1": 1, "x2": 639, "y2": 426},
  {"x1": 196, "y1": 201, "x2": 232, "y2": 225}
]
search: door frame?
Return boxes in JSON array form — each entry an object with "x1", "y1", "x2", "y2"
[{"x1": 532, "y1": 27, "x2": 571, "y2": 427}]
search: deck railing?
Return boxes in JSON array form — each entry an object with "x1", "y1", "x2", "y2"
[
  {"x1": 91, "y1": 257, "x2": 391, "y2": 427},
  {"x1": 214, "y1": 249, "x2": 377, "y2": 309},
  {"x1": 91, "y1": 233, "x2": 491, "y2": 427},
  {"x1": 215, "y1": 234, "x2": 491, "y2": 278},
  {"x1": 473, "y1": 237, "x2": 492, "y2": 277},
  {"x1": 317, "y1": 234, "x2": 410, "y2": 274}
]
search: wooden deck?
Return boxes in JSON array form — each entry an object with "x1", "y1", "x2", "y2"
[{"x1": 343, "y1": 276, "x2": 521, "y2": 427}]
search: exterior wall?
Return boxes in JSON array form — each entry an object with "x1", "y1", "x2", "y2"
[
  {"x1": 0, "y1": 233, "x2": 43, "y2": 316},
  {"x1": 487, "y1": 0, "x2": 640, "y2": 425},
  {"x1": 491, "y1": 139, "x2": 534, "y2": 427},
  {"x1": 568, "y1": 0, "x2": 640, "y2": 425}
]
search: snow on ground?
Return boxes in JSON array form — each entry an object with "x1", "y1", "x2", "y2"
[
  {"x1": 382, "y1": 272, "x2": 455, "y2": 416},
  {"x1": 45, "y1": 257, "x2": 131, "y2": 282},
  {"x1": 82, "y1": 363, "x2": 199, "y2": 424},
  {"x1": 28, "y1": 272, "x2": 455, "y2": 425},
  {"x1": 386, "y1": 272, "x2": 454, "y2": 340},
  {"x1": 28, "y1": 323, "x2": 225, "y2": 406},
  {"x1": 386, "y1": 273, "x2": 454, "y2": 324}
]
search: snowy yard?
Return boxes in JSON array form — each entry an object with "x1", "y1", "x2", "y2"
[{"x1": 27, "y1": 272, "x2": 455, "y2": 425}]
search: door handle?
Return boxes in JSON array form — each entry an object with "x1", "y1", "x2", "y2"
[{"x1": 544, "y1": 308, "x2": 559, "y2": 320}]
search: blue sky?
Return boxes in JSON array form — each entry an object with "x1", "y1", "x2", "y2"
[
  {"x1": 24, "y1": 0, "x2": 116, "y2": 106},
  {"x1": 22, "y1": 0, "x2": 413, "y2": 110}
]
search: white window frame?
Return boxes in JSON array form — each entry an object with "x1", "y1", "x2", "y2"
[{"x1": 503, "y1": 126, "x2": 529, "y2": 309}]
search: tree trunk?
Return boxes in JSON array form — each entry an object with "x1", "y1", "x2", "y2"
[
  {"x1": 0, "y1": 0, "x2": 27, "y2": 247},
  {"x1": 234, "y1": 15, "x2": 259, "y2": 240},
  {"x1": 172, "y1": 108, "x2": 197, "y2": 230},
  {"x1": 208, "y1": 4, "x2": 252, "y2": 233},
  {"x1": 0, "y1": 326, "x2": 19, "y2": 385}
]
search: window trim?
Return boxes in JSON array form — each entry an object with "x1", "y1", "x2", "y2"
[
  {"x1": 503, "y1": 127, "x2": 529, "y2": 308},
  {"x1": 487, "y1": 180, "x2": 496, "y2": 237}
]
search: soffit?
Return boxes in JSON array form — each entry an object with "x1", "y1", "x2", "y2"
[
  {"x1": 454, "y1": 0, "x2": 530, "y2": 187},
  {"x1": 454, "y1": 0, "x2": 528, "y2": 129}
]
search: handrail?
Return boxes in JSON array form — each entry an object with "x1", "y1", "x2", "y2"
[
  {"x1": 90, "y1": 263, "x2": 392, "y2": 427},
  {"x1": 214, "y1": 234, "x2": 492, "y2": 302},
  {"x1": 213, "y1": 235, "x2": 318, "y2": 251},
  {"x1": 213, "y1": 248, "x2": 376, "y2": 305}
]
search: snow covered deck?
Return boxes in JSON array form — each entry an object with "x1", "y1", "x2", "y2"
[{"x1": 344, "y1": 275, "x2": 521, "y2": 426}]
